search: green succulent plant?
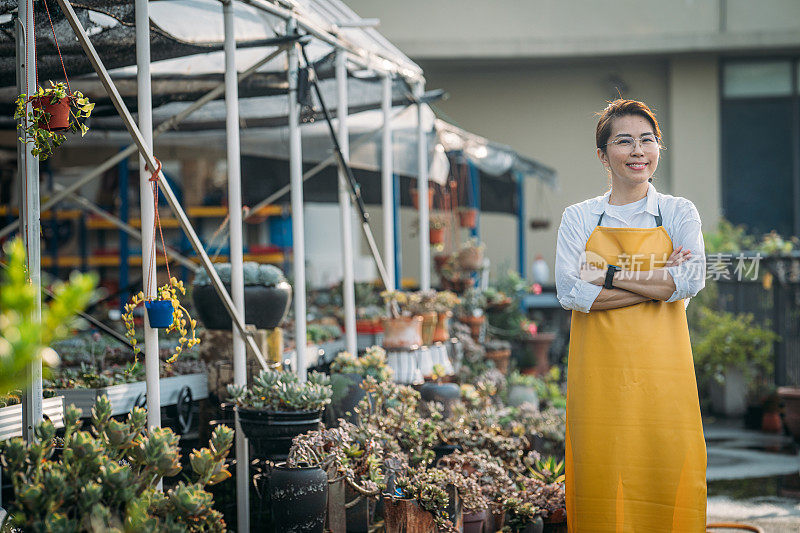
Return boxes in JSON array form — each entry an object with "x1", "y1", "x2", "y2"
[
  {"x1": 525, "y1": 455, "x2": 565, "y2": 484},
  {"x1": 0, "y1": 395, "x2": 233, "y2": 532},
  {"x1": 330, "y1": 346, "x2": 393, "y2": 382},
  {"x1": 192, "y1": 262, "x2": 287, "y2": 287},
  {"x1": 227, "y1": 369, "x2": 332, "y2": 412}
]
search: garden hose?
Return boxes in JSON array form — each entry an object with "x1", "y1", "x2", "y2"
[{"x1": 706, "y1": 523, "x2": 764, "y2": 533}]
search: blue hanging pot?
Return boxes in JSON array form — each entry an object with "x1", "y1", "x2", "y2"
[{"x1": 145, "y1": 300, "x2": 174, "y2": 328}]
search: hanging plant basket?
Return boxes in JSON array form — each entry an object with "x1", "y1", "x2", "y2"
[
  {"x1": 144, "y1": 299, "x2": 175, "y2": 329},
  {"x1": 457, "y1": 207, "x2": 478, "y2": 229},
  {"x1": 529, "y1": 218, "x2": 551, "y2": 230},
  {"x1": 123, "y1": 278, "x2": 200, "y2": 364},
  {"x1": 429, "y1": 227, "x2": 445, "y2": 245},
  {"x1": 31, "y1": 95, "x2": 71, "y2": 131},
  {"x1": 411, "y1": 187, "x2": 435, "y2": 210}
]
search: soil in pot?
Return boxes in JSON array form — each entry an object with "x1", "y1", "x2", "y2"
[
  {"x1": 269, "y1": 462, "x2": 328, "y2": 533},
  {"x1": 237, "y1": 408, "x2": 322, "y2": 461},
  {"x1": 192, "y1": 282, "x2": 291, "y2": 330}
]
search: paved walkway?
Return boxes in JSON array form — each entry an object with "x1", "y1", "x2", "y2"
[{"x1": 705, "y1": 417, "x2": 800, "y2": 532}]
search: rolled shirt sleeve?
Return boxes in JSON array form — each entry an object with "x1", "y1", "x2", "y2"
[
  {"x1": 665, "y1": 201, "x2": 706, "y2": 305},
  {"x1": 556, "y1": 207, "x2": 602, "y2": 313}
]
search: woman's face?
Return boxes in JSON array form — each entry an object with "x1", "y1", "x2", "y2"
[{"x1": 596, "y1": 114, "x2": 660, "y2": 187}]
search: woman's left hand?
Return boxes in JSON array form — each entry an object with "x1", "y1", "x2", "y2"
[{"x1": 580, "y1": 264, "x2": 607, "y2": 286}]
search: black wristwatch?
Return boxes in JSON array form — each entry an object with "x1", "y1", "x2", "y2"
[{"x1": 603, "y1": 264, "x2": 620, "y2": 289}]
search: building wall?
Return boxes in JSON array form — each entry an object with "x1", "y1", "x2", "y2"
[{"x1": 346, "y1": 0, "x2": 800, "y2": 59}]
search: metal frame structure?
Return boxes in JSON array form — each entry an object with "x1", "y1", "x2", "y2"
[{"x1": 13, "y1": 0, "x2": 431, "y2": 527}]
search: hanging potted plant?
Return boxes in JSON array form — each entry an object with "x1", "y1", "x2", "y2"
[
  {"x1": 122, "y1": 277, "x2": 200, "y2": 364},
  {"x1": 457, "y1": 207, "x2": 478, "y2": 229},
  {"x1": 457, "y1": 239, "x2": 485, "y2": 271},
  {"x1": 410, "y1": 186, "x2": 435, "y2": 210},
  {"x1": 227, "y1": 369, "x2": 332, "y2": 461},
  {"x1": 429, "y1": 215, "x2": 447, "y2": 246},
  {"x1": 458, "y1": 288, "x2": 487, "y2": 341},
  {"x1": 192, "y1": 262, "x2": 292, "y2": 330},
  {"x1": 15, "y1": 81, "x2": 94, "y2": 161}
]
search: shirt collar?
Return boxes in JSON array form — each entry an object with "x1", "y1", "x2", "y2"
[{"x1": 590, "y1": 183, "x2": 659, "y2": 216}]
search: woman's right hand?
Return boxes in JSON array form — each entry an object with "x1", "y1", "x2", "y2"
[{"x1": 665, "y1": 245, "x2": 692, "y2": 267}]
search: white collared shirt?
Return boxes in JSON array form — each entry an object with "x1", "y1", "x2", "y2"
[{"x1": 555, "y1": 183, "x2": 705, "y2": 313}]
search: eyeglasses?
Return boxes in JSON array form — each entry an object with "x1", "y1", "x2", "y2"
[{"x1": 604, "y1": 134, "x2": 661, "y2": 151}]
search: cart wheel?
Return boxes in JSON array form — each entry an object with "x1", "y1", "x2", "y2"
[
  {"x1": 134, "y1": 392, "x2": 147, "y2": 410},
  {"x1": 175, "y1": 385, "x2": 194, "y2": 435}
]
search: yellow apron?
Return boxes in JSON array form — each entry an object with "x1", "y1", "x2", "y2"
[{"x1": 565, "y1": 208, "x2": 707, "y2": 532}]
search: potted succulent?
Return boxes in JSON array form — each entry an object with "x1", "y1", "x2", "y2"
[
  {"x1": 123, "y1": 276, "x2": 200, "y2": 364},
  {"x1": 433, "y1": 291, "x2": 460, "y2": 343},
  {"x1": 692, "y1": 307, "x2": 778, "y2": 417},
  {"x1": 502, "y1": 496, "x2": 543, "y2": 533},
  {"x1": 387, "y1": 467, "x2": 460, "y2": 533},
  {"x1": 380, "y1": 290, "x2": 424, "y2": 350},
  {"x1": 328, "y1": 346, "x2": 392, "y2": 425},
  {"x1": 457, "y1": 239, "x2": 486, "y2": 271},
  {"x1": 458, "y1": 288, "x2": 487, "y2": 341},
  {"x1": 192, "y1": 261, "x2": 292, "y2": 330},
  {"x1": 15, "y1": 81, "x2": 94, "y2": 161},
  {"x1": 0, "y1": 396, "x2": 233, "y2": 531},
  {"x1": 407, "y1": 290, "x2": 440, "y2": 346},
  {"x1": 518, "y1": 321, "x2": 557, "y2": 376},
  {"x1": 484, "y1": 338, "x2": 512, "y2": 375},
  {"x1": 506, "y1": 371, "x2": 540, "y2": 407},
  {"x1": 430, "y1": 215, "x2": 448, "y2": 245},
  {"x1": 227, "y1": 369, "x2": 332, "y2": 461},
  {"x1": 410, "y1": 186, "x2": 435, "y2": 210}
]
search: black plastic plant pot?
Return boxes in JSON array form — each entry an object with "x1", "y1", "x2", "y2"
[
  {"x1": 144, "y1": 300, "x2": 174, "y2": 328},
  {"x1": 269, "y1": 462, "x2": 328, "y2": 533},
  {"x1": 192, "y1": 282, "x2": 292, "y2": 330},
  {"x1": 237, "y1": 408, "x2": 322, "y2": 461}
]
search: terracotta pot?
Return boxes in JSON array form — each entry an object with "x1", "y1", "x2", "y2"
[
  {"x1": 459, "y1": 315, "x2": 485, "y2": 341},
  {"x1": 411, "y1": 187, "x2": 435, "y2": 210},
  {"x1": 457, "y1": 246, "x2": 484, "y2": 271},
  {"x1": 432, "y1": 311, "x2": 452, "y2": 343},
  {"x1": 762, "y1": 411, "x2": 783, "y2": 433},
  {"x1": 486, "y1": 348, "x2": 511, "y2": 375},
  {"x1": 356, "y1": 318, "x2": 383, "y2": 334},
  {"x1": 463, "y1": 508, "x2": 487, "y2": 533},
  {"x1": 382, "y1": 316, "x2": 424, "y2": 350},
  {"x1": 32, "y1": 95, "x2": 71, "y2": 131},
  {"x1": 458, "y1": 208, "x2": 478, "y2": 229},
  {"x1": 777, "y1": 387, "x2": 800, "y2": 442},
  {"x1": 383, "y1": 497, "x2": 436, "y2": 533},
  {"x1": 429, "y1": 227, "x2": 445, "y2": 245},
  {"x1": 420, "y1": 312, "x2": 438, "y2": 346},
  {"x1": 519, "y1": 332, "x2": 556, "y2": 376}
]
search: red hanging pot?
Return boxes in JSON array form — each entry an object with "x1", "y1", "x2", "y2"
[
  {"x1": 31, "y1": 96, "x2": 71, "y2": 132},
  {"x1": 429, "y1": 227, "x2": 445, "y2": 245},
  {"x1": 458, "y1": 208, "x2": 477, "y2": 229}
]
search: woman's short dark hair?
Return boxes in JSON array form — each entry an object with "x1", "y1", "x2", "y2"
[{"x1": 595, "y1": 99, "x2": 662, "y2": 152}]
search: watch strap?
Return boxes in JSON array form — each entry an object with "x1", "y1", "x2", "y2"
[{"x1": 603, "y1": 265, "x2": 619, "y2": 289}]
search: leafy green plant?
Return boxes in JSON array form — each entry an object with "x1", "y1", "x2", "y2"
[
  {"x1": 0, "y1": 238, "x2": 96, "y2": 394},
  {"x1": 15, "y1": 81, "x2": 94, "y2": 160},
  {"x1": 227, "y1": 369, "x2": 332, "y2": 411},
  {"x1": 0, "y1": 396, "x2": 233, "y2": 532},
  {"x1": 306, "y1": 323, "x2": 341, "y2": 344},
  {"x1": 758, "y1": 230, "x2": 798, "y2": 255},
  {"x1": 525, "y1": 455, "x2": 565, "y2": 484},
  {"x1": 703, "y1": 218, "x2": 757, "y2": 254},
  {"x1": 692, "y1": 307, "x2": 778, "y2": 385},
  {"x1": 502, "y1": 496, "x2": 539, "y2": 532}
]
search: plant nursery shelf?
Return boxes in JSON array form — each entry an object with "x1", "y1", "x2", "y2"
[
  {"x1": 40, "y1": 252, "x2": 286, "y2": 269},
  {"x1": 0, "y1": 396, "x2": 65, "y2": 441},
  {"x1": 53, "y1": 373, "x2": 208, "y2": 418}
]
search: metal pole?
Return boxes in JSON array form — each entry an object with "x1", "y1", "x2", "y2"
[
  {"x1": 54, "y1": 0, "x2": 271, "y2": 370},
  {"x1": 469, "y1": 160, "x2": 481, "y2": 240},
  {"x1": 516, "y1": 171, "x2": 525, "y2": 276},
  {"x1": 223, "y1": 3, "x2": 250, "y2": 531},
  {"x1": 0, "y1": 46, "x2": 288, "y2": 242},
  {"x1": 336, "y1": 50, "x2": 357, "y2": 355},
  {"x1": 415, "y1": 82, "x2": 430, "y2": 290},
  {"x1": 119, "y1": 150, "x2": 130, "y2": 314},
  {"x1": 381, "y1": 73, "x2": 395, "y2": 291},
  {"x1": 288, "y1": 19, "x2": 308, "y2": 380},
  {"x1": 17, "y1": 0, "x2": 42, "y2": 440},
  {"x1": 135, "y1": 0, "x2": 161, "y2": 430}
]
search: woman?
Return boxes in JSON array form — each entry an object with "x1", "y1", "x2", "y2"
[{"x1": 555, "y1": 99, "x2": 707, "y2": 531}]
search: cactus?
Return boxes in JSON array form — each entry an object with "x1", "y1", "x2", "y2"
[{"x1": 0, "y1": 395, "x2": 233, "y2": 532}]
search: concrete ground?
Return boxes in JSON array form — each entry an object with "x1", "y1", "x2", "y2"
[{"x1": 705, "y1": 417, "x2": 800, "y2": 533}]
